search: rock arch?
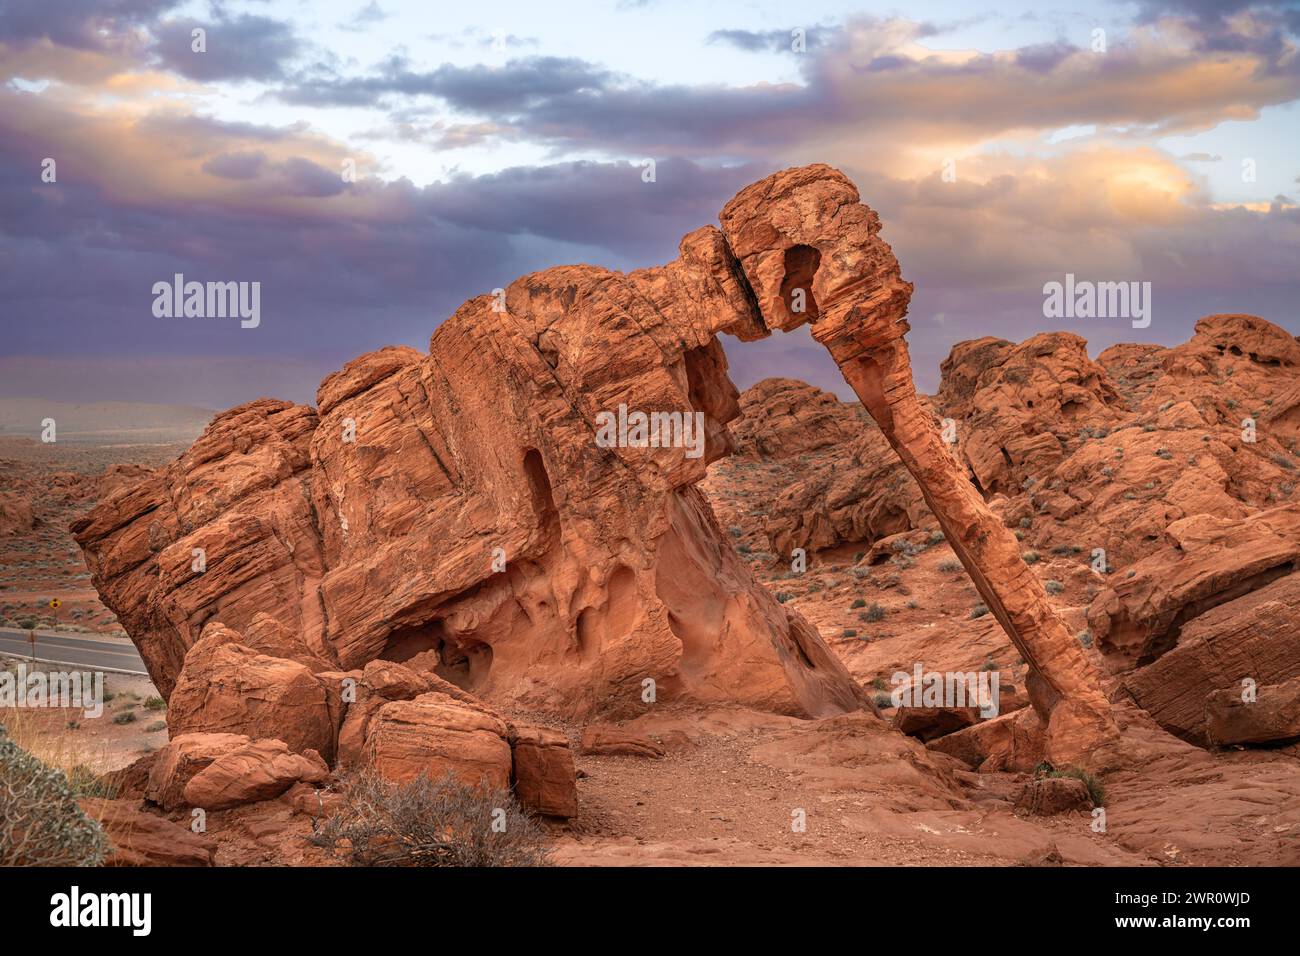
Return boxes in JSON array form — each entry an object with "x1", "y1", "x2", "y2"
[{"x1": 73, "y1": 163, "x2": 1116, "y2": 763}]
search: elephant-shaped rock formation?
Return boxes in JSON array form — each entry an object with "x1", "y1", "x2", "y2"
[{"x1": 74, "y1": 163, "x2": 1115, "y2": 764}]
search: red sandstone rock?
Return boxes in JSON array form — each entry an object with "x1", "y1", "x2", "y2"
[
  {"x1": 73, "y1": 162, "x2": 1121, "y2": 765},
  {"x1": 579, "y1": 726, "x2": 666, "y2": 758},
  {"x1": 892, "y1": 706, "x2": 980, "y2": 742},
  {"x1": 1014, "y1": 776, "x2": 1094, "y2": 815},
  {"x1": 1206, "y1": 674, "x2": 1300, "y2": 746},
  {"x1": 363, "y1": 692, "x2": 513, "y2": 788},
  {"x1": 146, "y1": 732, "x2": 249, "y2": 811},
  {"x1": 1089, "y1": 506, "x2": 1300, "y2": 671},
  {"x1": 718, "y1": 164, "x2": 1118, "y2": 764},
  {"x1": 926, "y1": 708, "x2": 1046, "y2": 772},
  {"x1": 1120, "y1": 572, "x2": 1300, "y2": 744},
  {"x1": 80, "y1": 798, "x2": 217, "y2": 866},
  {"x1": 167, "y1": 638, "x2": 336, "y2": 761},
  {"x1": 510, "y1": 724, "x2": 578, "y2": 818},
  {"x1": 184, "y1": 739, "x2": 329, "y2": 810}
]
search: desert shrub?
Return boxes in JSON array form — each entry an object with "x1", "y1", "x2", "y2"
[
  {"x1": 851, "y1": 598, "x2": 866, "y2": 609},
  {"x1": 112, "y1": 710, "x2": 136, "y2": 725},
  {"x1": 938, "y1": 559, "x2": 962, "y2": 573},
  {"x1": 145, "y1": 720, "x2": 168, "y2": 733},
  {"x1": 872, "y1": 691, "x2": 894, "y2": 709},
  {"x1": 1076, "y1": 629, "x2": 1093, "y2": 647},
  {"x1": 0, "y1": 726, "x2": 109, "y2": 866},
  {"x1": 775, "y1": 592, "x2": 793, "y2": 604},
  {"x1": 310, "y1": 770, "x2": 549, "y2": 867},
  {"x1": 970, "y1": 603, "x2": 989, "y2": 619},
  {"x1": 1022, "y1": 550, "x2": 1040, "y2": 564},
  {"x1": 863, "y1": 602, "x2": 886, "y2": 622},
  {"x1": 841, "y1": 629, "x2": 857, "y2": 638},
  {"x1": 144, "y1": 696, "x2": 166, "y2": 711},
  {"x1": 1044, "y1": 580, "x2": 1064, "y2": 595}
]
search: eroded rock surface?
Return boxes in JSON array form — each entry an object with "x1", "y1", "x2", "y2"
[{"x1": 75, "y1": 162, "x2": 1116, "y2": 767}]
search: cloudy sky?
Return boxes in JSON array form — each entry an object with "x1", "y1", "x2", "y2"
[{"x1": 1, "y1": 0, "x2": 1297, "y2": 407}]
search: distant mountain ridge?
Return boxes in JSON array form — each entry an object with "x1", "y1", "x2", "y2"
[{"x1": 0, "y1": 399, "x2": 215, "y2": 443}]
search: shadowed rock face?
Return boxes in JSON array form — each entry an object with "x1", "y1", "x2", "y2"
[{"x1": 73, "y1": 163, "x2": 1115, "y2": 760}]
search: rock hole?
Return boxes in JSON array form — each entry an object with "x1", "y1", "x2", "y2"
[{"x1": 780, "y1": 245, "x2": 821, "y2": 322}]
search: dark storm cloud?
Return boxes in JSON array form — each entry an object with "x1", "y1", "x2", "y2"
[
  {"x1": 421, "y1": 159, "x2": 765, "y2": 255},
  {"x1": 0, "y1": 95, "x2": 769, "y2": 406},
  {"x1": 273, "y1": 14, "x2": 1300, "y2": 159},
  {"x1": 151, "y1": 13, "x2": 302, "y2": 81}
]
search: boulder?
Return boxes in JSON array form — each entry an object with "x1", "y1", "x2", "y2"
[
  {"x1": 184, "y1": 739, "x2": 329, "y2": 810},
  {"x1": 1015, "y1": 777, "x2": 1094, "y2": 815},
  {"x1": 167, "y1": 640, "x2": 336, "y2": 761},
  {"x1": 926, "y1": 708, "x2": 1045, "y2": 772},
  {"x1": 1121, "y1": 571, "x2": 1300, "y2": 744},
  {"x1": 510, "y1": 724, "x2": 578, "y2": 818},
  {"x1": 363, "y1": 692, "x2": 513, "y2": 789},
  {"x1": 146, "y1": 732, "x2": 249, "y2": 810},
  {"x1": 1206, "y1": 675, "x2": 1300, "y2": 746}
]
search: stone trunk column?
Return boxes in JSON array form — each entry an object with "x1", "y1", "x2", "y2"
[{"x1": 719, "y1": 164, "x2": 1118, "y2": 764}]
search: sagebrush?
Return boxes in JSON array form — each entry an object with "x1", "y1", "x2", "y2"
[
  {"x1": 0, "y1": 725, "x2": 109, "y2": 866},
  {"x1": 310, "y1": 770, "x2": 550, "y2": 867}
]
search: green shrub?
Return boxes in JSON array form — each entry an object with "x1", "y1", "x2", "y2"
[
  {"x1": 144, "y1": 696, "x2": 166, "y2": 711},
  {"x1": 0, "y1": 726, "x2": 109, "y2": 865},
  {"x1": 310, "y1": 770, "x2": 549, "y2": 867}
]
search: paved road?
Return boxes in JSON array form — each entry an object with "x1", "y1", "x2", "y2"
[{"x1": 0, "y1": 628, "x2": 148, "y2": 675}]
